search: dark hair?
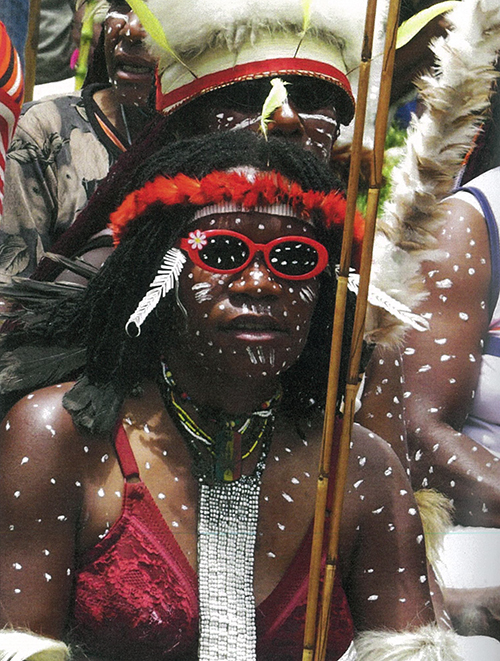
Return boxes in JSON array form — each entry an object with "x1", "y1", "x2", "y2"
[
  {"x1": 26, "y1": 131, "x2": 358, "y2": 432},
  {"x1": 33, "y1": 78, "x2": 349, "y2": 282}
]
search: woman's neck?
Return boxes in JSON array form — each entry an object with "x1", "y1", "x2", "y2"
[{"x1": 163, "y1": 353, "x2": 281, "y2": 416}]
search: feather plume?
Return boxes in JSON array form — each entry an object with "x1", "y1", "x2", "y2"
[
  {"x1": 0, "y1": 274, "x2": 85, "y2": 303},
  {"x1": 396, "y1": 1, "x2": 458, "y2": 49},
  {"x1": 125, "y1": 248, "x2": 186, "y2": 336},
  {"x1": 259, "y1": 79, "x2": 289, "y2": 139},
  {"x1": 414, "y1": 488, "x2": 454, "y2": 574},
  {"x1": 370, "y1": 0, "x2": 500, "y2": 347},
  {"x1": 45, "y1": 252, "x2": 99, "y2": 280},
  {"x1": 382, "y1": 0, "x2": 500, "y2": 252},
  {"x1": 294, "y1": 0, "x2": 312, "y2": 56},
  {"x1": 63, "y1": 375, "x2": 124, "y2": 434},
  {"x1": 126, "y1": 0, "x2": 195, "y2": 75},
  {"x1": 301, "y1": 0, "x2": 311, "y2": 35},
  {"x1": 0, "y1": 345, "x2": 86, "y2": 393}
]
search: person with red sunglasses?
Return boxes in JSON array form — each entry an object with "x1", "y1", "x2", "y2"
[{"x1": 0, "y1": 130, "x2": 458, "y2": 661}]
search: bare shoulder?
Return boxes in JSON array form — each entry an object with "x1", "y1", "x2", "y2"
[
  {"x1": 342, "y1": 423, "x2": 416, "y2": 538},
  {"x1": 2, "y1": 382, "x2": 82, "y2": 445},
  {"x1": 0, "y1": 383, "x2": 98, "y2": 489},
  {"x1": 348, "y1": 421, "x2": 408, "y2": 482}
]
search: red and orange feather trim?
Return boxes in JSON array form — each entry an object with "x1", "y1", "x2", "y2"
[{"x1": 109, "y1": 170, "x2": 364, "y2": 262}]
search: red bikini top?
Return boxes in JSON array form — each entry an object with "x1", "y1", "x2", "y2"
[{"x1": 69, "y1": 425, "x2": 354, "y2": 660}]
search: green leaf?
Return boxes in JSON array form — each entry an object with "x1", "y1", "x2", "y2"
[{"x1": 396, "y1": 1, "x2": 458, "y2": 49}]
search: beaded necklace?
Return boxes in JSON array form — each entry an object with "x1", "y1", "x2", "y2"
[
  {"x1": 160, "y1": 360, "x2": 281, "y2": 482},
  {"x1": 158, "y1": 360, "x2": 281, "y2": 660}
]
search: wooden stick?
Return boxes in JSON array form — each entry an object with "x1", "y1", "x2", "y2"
[
  {"x1": 314, "y1": 1, "x2": 402, "y2": 659},
  {"x1": 24, "y1": 0, "x2": 42, "y2": 102},
  {"x1": 301, "y1": 2, "x2": 378, "y2": 659}
]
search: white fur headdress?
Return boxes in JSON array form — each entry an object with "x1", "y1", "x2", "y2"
[{"x1": 144, "y1": 0, "x2": 390, "y2": 146}]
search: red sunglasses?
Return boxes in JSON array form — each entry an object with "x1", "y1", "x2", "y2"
[{"x1": 178, "y1": 229, "x2": 329, "y2": 280}]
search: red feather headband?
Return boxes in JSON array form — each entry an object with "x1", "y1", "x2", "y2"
[{"x1": 109, "y1": 169, "x2": 364, "y2": 261}]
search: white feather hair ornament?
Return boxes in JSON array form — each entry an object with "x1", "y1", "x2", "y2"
[{"x1": 125, "y1": 248, "x2": 186, "y2": 337}]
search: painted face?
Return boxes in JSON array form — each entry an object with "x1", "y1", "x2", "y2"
[
  {"x1": 103, "y1": 1, "x2": 156, "y2": 107},
  {"x1": 167, "y1": 212, "x2": 323, "y2": 382},
  {"x1": 168, "y1": 77, "x2": 343, "y2": 162}
]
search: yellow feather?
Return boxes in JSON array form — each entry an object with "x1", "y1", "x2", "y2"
[
  {"x1": 302, "y1": 0, "x2": 311, "y2": 35},
  {"x1": 397, "y1": 1, "x2": 458, "y2": 50},
  {"x1": 260, "y1": 78, "x2": 289, "y2": 139},
  {"x1": 414, "y1": 488, "x2": 454, "y2": 572},
  {"x1": 126, "y1": 0, "x2": 193, "y2": 73}
]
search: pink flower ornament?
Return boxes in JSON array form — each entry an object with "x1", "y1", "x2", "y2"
[{"x1": 187, "y1": 230, "x2": 207, "y2": 249}]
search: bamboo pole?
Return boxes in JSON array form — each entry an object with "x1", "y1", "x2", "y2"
[
  {"x1": 301, "y1": 2, "x2": 378, "y2": 659},
  {"x1": 24, "y1": 0, "x2": 42, "y2": 102},
  {"x1": 314, "y1": 1, "x2": 402, "y2": 659}
]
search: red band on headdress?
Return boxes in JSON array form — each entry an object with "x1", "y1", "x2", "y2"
[
  {"x1": 156, "y1": 58, "x2": 354, "y2": 120},
  {"x1": 109, "y1": 170, "x2": 364, "y2": 265}
]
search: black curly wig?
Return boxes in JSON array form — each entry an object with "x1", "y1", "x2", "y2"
[{"x1": 6, "y1": 130, "x2": 361, "y2": 432}]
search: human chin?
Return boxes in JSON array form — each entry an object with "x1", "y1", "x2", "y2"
[
  {"x1": 112, "y1": 74, "x2": 153, "y2": 107},
  {"x1": 195, "y1": 311, "x2": 313, "y2": 383}
]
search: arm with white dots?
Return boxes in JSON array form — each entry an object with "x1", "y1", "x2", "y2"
[
  {"x1": 341, "y1": 426, "x2": 448, "y2": 625},
  {"x1": 403, "y1": 197, "x2": 500, "y2": 527},
  {"x1": 355, "y1": 344, "x2": 409, "y2": 470},
  {"x1": 0, "y1": 387, "x2": 86, "y2": 649},
  {"x1": 341, "y1": 428, "x2": 462, "y2": 658}
]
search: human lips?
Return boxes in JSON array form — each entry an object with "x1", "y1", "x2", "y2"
[
  {"x1": 220, "y1": 315, "x2": 287, "y2": 341},
  {"x1": 113, "y1": 52, "x2": 155, "y2": 80}
]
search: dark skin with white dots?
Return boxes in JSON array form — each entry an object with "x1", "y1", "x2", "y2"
[{"x1": 0, "y1": 214, "x2": 439, "y2": 655}]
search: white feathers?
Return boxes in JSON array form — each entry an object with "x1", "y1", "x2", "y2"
[
  {"x1": 381, "y1": 0, "x2": 500, "y2": 250},
  {"x1": 125, "y1": 248, "x2": 186, "y2": 336},
  {"x1": 369, "y1": 0, "x2": 500, "y2": 347},
  {"x1": 146, "y1": 0, "x2": 369, "y2": 63},
  {"x1": 355, "y1": 625, "x2": 462, "y2": 660},
  {"x1": 347, "y1": 273, "x2": 430, "y2": 332},
  {"x1": 0, "y1": 630, "x2": 70, "y2": 661}
]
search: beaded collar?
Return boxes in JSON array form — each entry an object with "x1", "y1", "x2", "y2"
[
  {"x1": 158, "y1": 360, "x2": 281, "y2": 660},
  {"x1": 160, "y1": 360, "x2": 281, "y2": 482}
]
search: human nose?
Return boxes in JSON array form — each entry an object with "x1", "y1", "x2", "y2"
[
  {"x1": 119, "y1": 11, "x2": 146, "y2": 42},
  {"x1": 229, "y1": 255, "x2": 282, "y2": 297},
  {"x1": 267, "y1": 99, "x2": 304, "y2": 136}
]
